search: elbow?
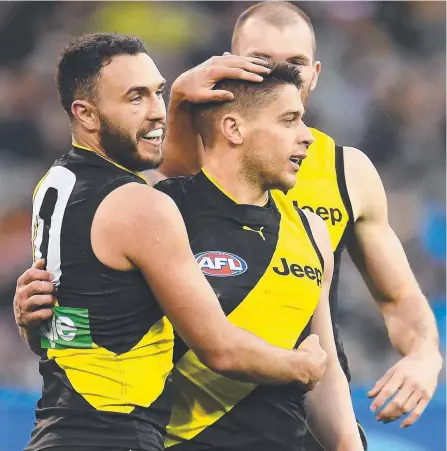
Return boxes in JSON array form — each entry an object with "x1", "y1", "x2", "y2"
[
  {"x1": 198, "y1": 350, "x2": 236, "y2": 375},
  {"x1": 196, "y1": 344, "x2": 241, "y2": 375}
]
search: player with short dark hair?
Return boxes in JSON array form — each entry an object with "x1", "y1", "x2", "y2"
[
  {"x1": 160, "y1": 1, "x2": 442, "y2": 449},
  {"x1": 158, "y1": 61, "x2": 364, "y2": 451},
  {"x1": 194, "y1": 60, "x2": 301, "y2": 147},
  {"x1": 17, "y1": 33, "x2": 333, "y2": 451},
  {"x1": 57, "y1": 33, "x2": 148, "y2": 118}
]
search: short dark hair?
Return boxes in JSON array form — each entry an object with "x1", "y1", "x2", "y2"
[
  {"x1": 232, "y1": 2, "x2": 316, "y2": 55},
  {"x1": 192, "y1": 61, "x2": 303, "y2": 147},
  {"x1": 56, "y1": 33, "x2": 148, "y2": 118}
]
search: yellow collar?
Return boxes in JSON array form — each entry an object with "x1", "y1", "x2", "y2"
[{"x1": 72, "y1": 142, "x2": 146, "y2": 181}]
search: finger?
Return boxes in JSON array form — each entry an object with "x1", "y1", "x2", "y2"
[
  {"x1": 26, "y1": 280, "x2": 55, "y2": 297},
  {"x1": 219, "y1": 54, "x2": 270, "y2": 64},
  {"x1": 306, "y1": 334, "x2": 320, "y2": 344},
  {"x1": 19, "y1": 267, "x2": 53, "y2": 286},
  {"x1": 208, "y1": 90, "x2": 235, "y2": 102},
  {"x1": 399, "y1": 391, "x2": 424, "y2": 425},
  {"x1": 376, "y1": 382, "x2": 416, "y2": 422},
  {"x1": 240, "y1": 60, "x2": 272, "y2": 73},
  {"x1": 215, "y1": 68, "x2": 265, "y2": 83},
  {"x1": 370, "y1": 373, "x2": 404, "y2": 413},
  {"x1": 219, "y1": 58, "x2": 271, "y2": 73},
  {"x1": 240, "y1": 56, "x2": 271, "y2": 67},
  {"x1": 298, "y1": 334, "x2": 320, "y2": 351},
  {"x1": 24, "y1": 294, "x2": 57, "y2": 311},
  {"x1": 32, "y1": 259, "x2": 46, "y2": 269},
  {"x1": 368, "y1": 367, "x2": 394, "y2": 398},
  {"x1": 400, "y1": 396, "x2": 429, "y2": 428},
  {"x1": 17, "y1": 307, "x2": 54, "y2": 328},
  {"x1": 30, "y1": 308, "x2": 54, "y2": 324}
]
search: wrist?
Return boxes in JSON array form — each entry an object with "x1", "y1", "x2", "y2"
[
  {"x1": 170, "y1": 78, "x2": 189, "y2": 105},
  {"x1": 411, "y1": 346, "x2": 443, "y2": 368},
  {"x1": 293, "y1": 350, "x2": 311, "y2": 385}
]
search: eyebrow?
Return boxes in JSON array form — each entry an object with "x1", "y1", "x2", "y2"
[
  {"x1": 248, "y1": 51, "x2": 271, "y2": 61},
  {"x1": 287, "y1": 55, "x2": 310, "y2": 64},
  {"x1": 249, "y1": 51, "x2": 310, "y2": 65},
  {"x1": 124, "y1": 79, "x2": 166, "y2": 96},
  {"x1": 279, "y1": 109, "x2": 304, "y2": 118}
]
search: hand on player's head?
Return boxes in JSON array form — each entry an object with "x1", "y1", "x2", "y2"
[
  {"x1": 171, "y1": 54, "x2": 271, "y2": 104},
  {"x1": 14, "y1": 259, "x2": 56, "y2": 329}
]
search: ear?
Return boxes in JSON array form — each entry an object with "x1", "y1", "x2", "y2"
[
  {"x1": 220, "y1": 113, "x2": 245, "y2": 145},
  {"x1": 309, "y1": 60, "x2": 321, "y2": 92},
  {"x1": 71, "y1": 100, "x2": 100, "y2": 132}
]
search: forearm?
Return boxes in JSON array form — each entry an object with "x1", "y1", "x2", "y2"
[
  {"x1": 201, "y1": 326, "x2": 309, "y2": 386},
  {"x1": 19, "y1": 326, "x2": 42, "y2": 356},
  {"x1": 305, "y1": 363, "x2": 363, "y2": 451},
  {"x1": 158, "y1": 91, "x2": 204, "y2": 177},
  {"x1": 381, "y1": 293, "x2": 440, "y2": 359}
]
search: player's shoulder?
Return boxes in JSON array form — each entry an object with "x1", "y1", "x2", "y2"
[
  {"x1": 101, "y1": 181, "x2": 167, "y2": 207},
  {"x1": 95, "y1": 181, "x2": 183, "y2": 233},
  {"x1": 307, "y1": 130, "x2": 379, "y2": 186},
  {"x1": 48, "y1": 148, "x2": 79, "y2": 173},
  {"x1": 154, "y1": 174, "x2": 198, "y2": 208},
  {"x1": 342, "y1": 146, "x2": 385, "y2": 210},
  {"x1": 154, "y1": 174, "x2": 195, "y2": 193},
  {"x1": 343, "y1": 146, "x2": 375, "y2": 169}
]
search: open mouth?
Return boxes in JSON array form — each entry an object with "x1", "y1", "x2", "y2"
[
  {"x1": 289, "y1": 156, "x2": 302, "y2": 170},
  {"x1": 140, "y1": 128, "x2": 164, "y2": 145}
]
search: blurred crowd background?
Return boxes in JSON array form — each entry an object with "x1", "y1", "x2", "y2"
[{"x1": 0, "y1": 2, "x2": 445, "y2": 450}]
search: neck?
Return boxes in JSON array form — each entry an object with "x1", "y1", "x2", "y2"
[
  {"x1": 203, "y1": 146, "x2": 268, "y2": 206},
  {"x1": 72, "y1": 131, "x2": 110, "y2": 161}
]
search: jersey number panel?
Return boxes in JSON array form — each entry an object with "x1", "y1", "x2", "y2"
[{"x1": 32, "y1": 166, "x2": 77, "y2": 286}]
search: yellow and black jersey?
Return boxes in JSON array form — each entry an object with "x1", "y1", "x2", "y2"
[
  {"x1": 155, "y1": 170, "x2": 324, "y2": 451},
  {"x1": 27, "y1": 145, "x2": 174, "y2": 451},
  {"x1": 285, "y1": 128, "x2": 354, "y2": 380}
]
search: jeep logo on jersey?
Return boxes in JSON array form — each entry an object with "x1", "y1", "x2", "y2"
[
  {"x1": 39, "y1": 306, "x2": 93, "y2": 350},
  {"x1": 293, "y1": 201, "x2": 343, "y2": 226},
  {"x1": 195, "y1": 251, "x2": 248, "y2": 277},
  {"x1": 273, "y1": 258, "x2": 322, "y2": 286}
]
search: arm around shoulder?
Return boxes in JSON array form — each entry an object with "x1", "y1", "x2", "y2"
[{"x1": 92, "y1": 183, "x2": 325, "y2": 386}]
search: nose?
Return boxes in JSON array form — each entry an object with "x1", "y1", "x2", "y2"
[
  {"x1": 147, "y1": 94, "x2": 167, "y2": 122},
  {"x1": 300, "y1": 121, "x2": 314, "y2": 147},
  {"x1": 296, "y1": 120, "x2": 314, "y2": 159}
]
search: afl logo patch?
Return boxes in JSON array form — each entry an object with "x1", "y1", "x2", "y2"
[{"x1": 195, "y1": 251, "x2": 248, "y2": 277}]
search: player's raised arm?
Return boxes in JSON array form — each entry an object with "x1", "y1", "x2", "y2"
[
  {"x1": 91, "y1": 181, "x2": 325, "y2": 386},
  {"x1": 302, "y1": 212, "x2": 364, "y2": 451},
  {"x1": 158, "y1": 54, "x2": 270, "y2": 178},
  {"x1": 343, "y1": 146, "x2": 442, "y2": 427}
]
